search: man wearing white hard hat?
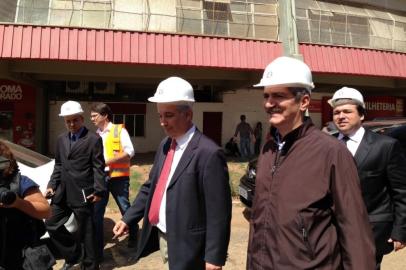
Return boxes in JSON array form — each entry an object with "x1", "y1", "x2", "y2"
[
  {"x1": 330, "y1": 87, "x2": 406, "y2": 270},
  {"x1": 247, "y1": 56, "x2": 375, "y2": 269},
  {"x1": 45, "y1": 100, "x2": 105, "y2": 270},
  {"x1": 113, "y1": 77, "x2": 231, "y2": 270}
]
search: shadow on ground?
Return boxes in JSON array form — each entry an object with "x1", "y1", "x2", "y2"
[{"x1": 100, "y1": 218, "x2": 140, "y2": 269}]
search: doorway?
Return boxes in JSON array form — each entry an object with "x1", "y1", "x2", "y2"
[
  {"x1": 0, "y1": 111, "x2": 13, "y2": 141},
  {"x1": 203, "y1": 112, "x2": 222, "y2": 146}
]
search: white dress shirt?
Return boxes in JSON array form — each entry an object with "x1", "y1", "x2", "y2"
[
  {"x1": 156, "y1": 125, "x2": 196, "y2": 233},
  {"x1": 96, "y1": 122, "x2": 135, "y2": 171},
  {"x1": 338, "y1": 126, "x2": 365, "y2": 156}
]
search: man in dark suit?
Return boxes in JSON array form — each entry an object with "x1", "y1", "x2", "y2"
[
  {"x1": 329, "y1": 87, "x2": 406, "y2": 269},
  {"x1": 45, "y1": 100, "x2": 106, "y2": 270},
  {"x1": 113, "y1": 77, "x2": 232, "y2": 270}
]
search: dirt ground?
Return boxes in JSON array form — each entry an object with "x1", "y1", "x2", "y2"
[
  {"x1": 54, "y1": 201, "x2": 406, "y2": 270},
  {"x1": 53, "y1": 156, "x2": 406, "y2": 269}
]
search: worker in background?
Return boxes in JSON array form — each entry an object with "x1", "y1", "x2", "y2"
[{"x1": 90, "y1": 102, "x2": 138, "y2": 263}]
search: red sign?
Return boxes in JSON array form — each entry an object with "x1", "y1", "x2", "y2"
[
  {"x1": 0, "y1": 79, "x2": 36, "y2": 149},
  {"x1": 321, "y1": 96, "x2": 406, "y2": 125},
  {"x1": 309, "y1": 99, "x2": 322, "y2": 113},
  {"x1": 364, "y1": 96, "x2": 404, "y2": 119}
]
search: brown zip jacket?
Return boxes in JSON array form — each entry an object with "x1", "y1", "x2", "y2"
[{"x1": 247, "y1": 119, "x2": 375, "y2": 270}]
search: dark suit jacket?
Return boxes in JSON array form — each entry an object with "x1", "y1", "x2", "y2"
[
  {"x1": 354, "y1": 129, "x2": 406, "y2": 256},
  {"x1": 387, "y1": 125, "x2": 406, "y2": 153},
  {"x1": 123, "y1": 129, "x2": 232, "y2": 270},
  {"x1": 48, "y1": 127, "x2": 106, "y2": 207}
]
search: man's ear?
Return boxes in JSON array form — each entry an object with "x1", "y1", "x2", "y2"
[{"x1": 300, "y1": 94, "x2": 311, "y2": 112}]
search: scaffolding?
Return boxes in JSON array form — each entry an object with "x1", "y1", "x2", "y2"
[
  {"x1": 4, "y1": 0, "x2": 406, "y2": 52},
  {"x1": 295, "y1": 0, "x2": 406, "y2": 52},
  {"x1": 8, "y1": 0, "x2": 279, "y2": 41}
]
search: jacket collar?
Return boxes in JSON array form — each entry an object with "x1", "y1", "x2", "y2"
[
  {"x1": 354, "y1": 128, "x2": 372, "y2": 167},
  {"x1": 167, "y1": 128, "x2": 201, "y2": 189},
  {"x1": 270, "y1": 117, "x2": 314, "y2": 155}
]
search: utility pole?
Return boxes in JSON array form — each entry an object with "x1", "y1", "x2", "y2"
[{"x1": 278, "y1": 0, "x2": 302, "y2": 60}]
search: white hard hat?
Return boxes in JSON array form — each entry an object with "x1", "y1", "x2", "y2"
[
  {"x1": 254, "y1": 56, "x2": 315, "y2": 91},
  {"x1": 148, "y1": 77, "x2": 195, "y2": 103},
  {"x1": 59, "y1": 100, "x2": 84, "y2": 116},
  {"x1": 328, "y1": 87, "x2": 365, "y2": 108}
]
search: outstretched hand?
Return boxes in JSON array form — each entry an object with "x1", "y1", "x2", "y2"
[{"x1": 113, "y1": 220, "x2": 129, "y2": 239}]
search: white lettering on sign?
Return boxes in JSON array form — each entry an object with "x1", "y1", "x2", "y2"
[
  {"x1": 0, "y1": 85, "x2": 23, "y2": 100},
  {"x1": 365, "y1": 102, "x2": 395, "y2": 111}
]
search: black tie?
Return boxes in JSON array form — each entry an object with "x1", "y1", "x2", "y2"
[
  {"x1": 70, "y1": 134, "x2": 77, "y2": 149},
  {"x1": 342, "y1": 136, "x2": 350, "y2": 146}
]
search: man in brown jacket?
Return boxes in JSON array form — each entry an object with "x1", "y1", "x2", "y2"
[{"x1": 247, "y1": 56, "x2": 375, "y2": 269}]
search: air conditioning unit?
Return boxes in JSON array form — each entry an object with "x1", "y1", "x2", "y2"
[
  {"x1": 93, "y1": 82, "x2": 115, "y2": 95},
  {"x1": 66, "y1": 81, "x2": 88, "y2": 94}
]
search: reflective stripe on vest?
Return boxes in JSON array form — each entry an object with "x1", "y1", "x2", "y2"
[{"x1": 105, "y1": 124, "x2": 130, "y2": 178}]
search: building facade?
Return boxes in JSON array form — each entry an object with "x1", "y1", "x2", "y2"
[{"x1": 0, "y1": 0, "x2": 405, "y2": 154}]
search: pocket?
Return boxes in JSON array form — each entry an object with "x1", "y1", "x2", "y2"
[
  {"x1": 298, "y1": 214, "x2": 315, "y2": 260},
  {"x1": 188, "y1": 226, "x2": 206, "y2": 234}
]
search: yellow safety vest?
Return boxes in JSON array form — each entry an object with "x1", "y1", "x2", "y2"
[{"x1": 105, "y1": 124, "x2": 130, "y2": 178}]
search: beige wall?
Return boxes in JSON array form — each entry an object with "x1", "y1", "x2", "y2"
[{"x1": 48, "y1": 89, "x2": 326, "y2": 155}]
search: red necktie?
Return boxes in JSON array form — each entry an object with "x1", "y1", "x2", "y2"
[{"x1": 148, "y1": 139, "x2": 177, "y2": 225}]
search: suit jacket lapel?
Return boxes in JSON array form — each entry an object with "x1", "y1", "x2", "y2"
[
  {"x1": 69, "y1": 127, "x2": 89, "y2": 155},
  {"x1": 62, "y1": 133, "x2": 70, "y2": 154},
  {"x1": 155, "y1": 138, "x2": 171, "y2": 183},
  {"x1": 167, "y1": 130, "x2": 201, "y2": 189},
  {"x1": 354, "y1": 129, "x2": 372, "y2": 168}
]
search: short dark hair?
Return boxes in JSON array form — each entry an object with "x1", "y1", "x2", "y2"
[
  {"x1": 333, "y1": 99, "x2": 366, "y2": 117},
  {"x1": 240, "y1": 115, "x2": 246, "y2": 121},
  {"x1": 356, "y1": 105, "x2": 366, "y2": 117},
  {"x1": 0, "y1": 141, "x2": 18, "y2": 179},
  {"x1": 90, "y1": 103, "x2": 113, "y2": 121}
]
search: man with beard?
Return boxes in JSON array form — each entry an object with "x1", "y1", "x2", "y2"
[{"x1": 247, "y1": 56, "x2": 375, "y2": 269}]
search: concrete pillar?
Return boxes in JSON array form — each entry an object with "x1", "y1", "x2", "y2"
[{"x1": 278, "y1": 0, "x2": 302, "y2": 60}]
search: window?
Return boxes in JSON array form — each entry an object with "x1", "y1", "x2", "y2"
[
  {"x1": 204, "y1": 1, "x2": 230, "y2": 35},
  {"x1": 16, "y1": 0, "x2": 50, "y2": 24},
  {"x1": 113, "y1": 114, "x2": 145, "y2": 137},
  {"x1": 176, "y1": 0, "x2": 278, "y2": 40}
]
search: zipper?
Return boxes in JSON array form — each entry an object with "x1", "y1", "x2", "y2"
[
  {"x1": 271, "y1": 148, "x2": 280, "y2": 177},
  {"x1": 299, "y1": 215, "x2": 315, "y2": 260}
]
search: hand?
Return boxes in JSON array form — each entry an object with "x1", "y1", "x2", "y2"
[
  {"x1": 205, "y1": 262, "x2": 222, "y2": 270},
  {"x1": 87, "y1": 194, "x2": 101, "y2": 203},
  {"x1": 44, "y1": 188, "x2": 54, "y2": 198},
  {"x1": 388, "y1": 238, "x2": 406, "y2": 251},
  {"x1": 113, "y1": 220, "x2": 129, "y2": 239},
  {"x1": 44, "y1": 188, "x2": 55, "y2": 199}
]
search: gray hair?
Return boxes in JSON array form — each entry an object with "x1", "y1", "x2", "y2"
[
  {"x1": 288, "y1": 87, "x2": 311, "y2": 102},
  {"x1": 175, "y1": 102, "x2": 194, "y2": 113}
]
